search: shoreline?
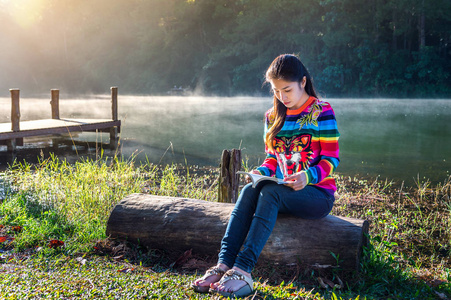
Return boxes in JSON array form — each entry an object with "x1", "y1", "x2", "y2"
[{"x1": 0, "y1": 150, "x2": 449, "y2": 189}]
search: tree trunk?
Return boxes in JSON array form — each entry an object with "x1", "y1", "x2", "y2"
[
  {"x1": 106, "y1": 194, "x2": 369, "y2": 271},
  {"x1": 392, "y1": 10, "x2": 397, "y2": 51},
  {"x1": 418, "y1": 0, "x2": 426, "y2": 51}
]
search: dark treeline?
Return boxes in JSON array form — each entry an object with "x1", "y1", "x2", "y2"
[{"x1": 0, "y1": 0, "x2": 450, "y2": 97}]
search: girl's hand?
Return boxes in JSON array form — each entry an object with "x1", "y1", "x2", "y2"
[
  {"x1": 245, "y1": 170, "x2": 261, "y2": 183},
  {"x1": 284, "y1": 171, "x2": 308, "y2": 191}
]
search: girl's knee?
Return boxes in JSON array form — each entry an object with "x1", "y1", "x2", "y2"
[
  {"x1": 258, "y1": 184, "x2": 283, "y2": 206},
  {"x1": 234, "y1": 183, "x2": 259, "y2": 209},
  {"x1": 259, "y1": 183, "x2": 282, "y2": 198},
  {"x1": 240, "y1": 183, "x2": 255, "y2": 195},
  {"x1": 259, "y1": 182, "x2": 278, "y2": 192}
]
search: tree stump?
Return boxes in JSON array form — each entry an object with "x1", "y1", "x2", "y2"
[
  {"x1": 106, "y1": 194, "x2": 369, "y2": 271},
  {"x1": 217, "y1": 149, "x2": 241, "y2": 203}
]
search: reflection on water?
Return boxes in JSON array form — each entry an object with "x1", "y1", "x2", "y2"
[{"x1": 1, "y1": 96, "x2": 450, "y2": 186}]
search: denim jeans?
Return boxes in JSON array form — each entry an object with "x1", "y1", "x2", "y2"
[{"x1": 218, "y1": 181, "x2": 334, "y2": 273}]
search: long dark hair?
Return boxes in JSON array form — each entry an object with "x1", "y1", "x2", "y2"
[{"x1": 264, "y1": 54, "x2": 318, "y2": 151}]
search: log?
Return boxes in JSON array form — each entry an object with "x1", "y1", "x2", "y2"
[{"x1": 106, "y1": 194, "x2": 369, "y2": 271}]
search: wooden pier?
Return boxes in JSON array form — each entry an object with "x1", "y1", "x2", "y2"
[{"x1": 0, "y1": 87, "x2": 121, "y2": 153}]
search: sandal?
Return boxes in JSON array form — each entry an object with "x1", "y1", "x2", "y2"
[
  {"x1": 191, "y1": 266, "x2": 226, "y2": 293},
  {"x1": 210, "y1": 269, "x2": 254, "y2": 299}
]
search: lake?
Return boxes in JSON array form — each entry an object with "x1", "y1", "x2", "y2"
[{"x1": 1, "y1": 95, "x2": 450, "y2": 187}]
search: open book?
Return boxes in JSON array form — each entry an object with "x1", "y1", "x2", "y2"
[{"x1": 237, "y1": 171, "x2": 288, "y2": 188}]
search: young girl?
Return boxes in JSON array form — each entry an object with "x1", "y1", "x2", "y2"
[{"x1": 192, "y1": 54, "x2": 340, "y2": 298}]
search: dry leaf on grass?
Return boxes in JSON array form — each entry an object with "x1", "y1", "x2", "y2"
[{"x1": 48, "y1": 239, "x2": 64, "y2": 248}]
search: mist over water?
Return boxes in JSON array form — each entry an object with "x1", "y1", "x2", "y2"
[{"x1": 1, "y1": 96, "x2": 450, "y2": 186}]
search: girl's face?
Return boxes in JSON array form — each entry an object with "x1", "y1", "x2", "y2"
[{"x1": 270, "y1": 77, "x2": 309, "y2": 110}]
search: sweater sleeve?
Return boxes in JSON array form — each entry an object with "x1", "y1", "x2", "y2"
[{"x1": 304, "y1": 104, "x2": 340, "y2": 185}]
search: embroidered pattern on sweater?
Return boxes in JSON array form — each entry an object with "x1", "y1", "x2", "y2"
[
  {"x1": 273, "y1": 135, "x2": 313, "y2": 175},
  {"x1": 296, "y1": 102, "x2": 323, "y2": 129}
]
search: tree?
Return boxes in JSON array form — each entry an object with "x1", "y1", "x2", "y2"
[{"x1": 0, "y1": 0, "x2": 449, "y2": 97}]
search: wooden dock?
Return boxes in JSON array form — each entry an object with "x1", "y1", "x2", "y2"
[{"x1": 0, "y1": 87, "x2": 121, "y2": 152}]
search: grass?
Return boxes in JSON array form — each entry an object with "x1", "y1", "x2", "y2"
[{"x1": 0, "y1": 154, "x2": 450, "y2": 299}]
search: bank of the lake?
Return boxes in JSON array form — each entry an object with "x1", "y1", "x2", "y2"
[{"x1": 0, "y1": 157, "x2": 450, "y2": 299}]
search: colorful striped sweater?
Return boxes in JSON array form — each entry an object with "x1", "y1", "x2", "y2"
[{"x1": 256, "y1": 96, "x2": 340, "y2": 197}]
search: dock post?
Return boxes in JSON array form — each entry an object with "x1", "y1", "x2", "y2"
[
  {"x1": 111, "y1": 86, "x2": 118, "y2": 121},
  {"x1": 10, "y1": 89, "x2": 20, "y2": 131},
  {"x1": 50, "y1": 89, "x2": 61, "y2": 149},
  {"x1": 51, "y1": 89, "x2": 60, "y2": 119},
  {"x1": 110, "y1": 87, "x2": 119, "y2": 150},
  {"x1": 7, "y1": 89, "x2": 20, "y2": 152}
]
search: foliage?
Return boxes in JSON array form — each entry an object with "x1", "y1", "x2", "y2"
[
  {"x1": 0, "y1": 0, "x2": 449, "y2": 97},
  {"x1": 0, "y1": 155, "x2": 145, "y2": 253},
  {"x1": 0, "y1": 155, "x2": 218, "y2": 254}
]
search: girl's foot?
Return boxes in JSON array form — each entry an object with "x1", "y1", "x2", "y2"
[
  {"x1": 191, "y1": 264, "x2": 229, "y2": 293},
  {"x1": 210, "y1": 267, "x2": 254, "y2": 298}
]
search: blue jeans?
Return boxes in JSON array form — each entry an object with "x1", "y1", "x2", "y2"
[{"x1": 218, "y1": 181, "x2": 334, "y2": 273}]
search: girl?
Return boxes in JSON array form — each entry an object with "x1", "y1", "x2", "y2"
[{"x1": 192, "y1": 54, "x2": 340, "y2": 298}]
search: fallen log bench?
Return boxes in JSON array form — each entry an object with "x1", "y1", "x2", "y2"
[{"x1": 106, "y1": 193, "x2": 369, "y2": 271}]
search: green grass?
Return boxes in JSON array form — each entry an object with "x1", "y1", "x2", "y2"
[{"x1": 0, "y1": 155, "x2": 450, "y2": 299}]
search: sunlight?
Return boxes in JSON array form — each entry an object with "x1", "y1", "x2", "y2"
[{"x1": 3, "y1": 0, "x2": 48, "y2": 28}]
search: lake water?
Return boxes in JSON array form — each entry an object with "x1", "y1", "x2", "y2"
[{"x1": 1, "y1": 96, "x2": 450, "y2": 186}]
